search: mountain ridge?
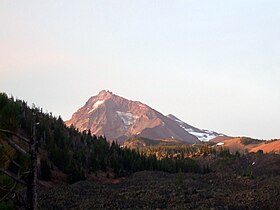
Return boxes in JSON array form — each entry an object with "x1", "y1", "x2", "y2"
[{"x1": 66, "y1": 90, "x2": 224, "y2": 143}]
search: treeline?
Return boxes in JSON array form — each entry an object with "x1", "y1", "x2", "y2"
[
  {"x1": 140, "y1": 143, "x2": 232, "y2": 160},
  {"x1": 0, "y1": 93, "x2": 204, "y2": 186}
]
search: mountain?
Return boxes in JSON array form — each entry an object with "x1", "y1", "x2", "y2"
[{"x1": 66, "y1": 90, "x2": 224, "y2": 143}]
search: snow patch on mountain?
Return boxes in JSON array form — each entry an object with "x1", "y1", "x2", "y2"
[
  {"x1": 179, "y1": 124, "x2": 220, "y2": 141},
  {"x1": 167, "y1": 114, "x2": 222, "y2": 141},
  {"x1": 116, "y1": 111, "x2": 139, "y2": 127},
  {"x1": 88, "y1": 100, "x2": 105, "y2": 113},
  {"x1": 174, "y1": 119, "x2": 184, "y2": 124}
]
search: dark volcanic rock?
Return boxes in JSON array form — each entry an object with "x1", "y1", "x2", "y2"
[{"x1": 39, "y1": 170, "x2": 280, "y2": 210}]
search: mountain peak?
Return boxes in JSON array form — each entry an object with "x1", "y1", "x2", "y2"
[
  {"x1": 66, "y1": 91, "x2": 223, "y2": 143},
  {"x1": 98, "y1": 90, "x2": 113, "y2": 96},
  {"x1": 97, "y1": 90, "x2": 113, "y2": 100}
]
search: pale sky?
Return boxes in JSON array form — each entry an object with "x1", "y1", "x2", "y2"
[{"x1": 1, "y1": 0, "x2": 280, "y2": 139}]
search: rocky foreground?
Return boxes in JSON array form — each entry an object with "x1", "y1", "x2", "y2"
[{"x1": 39, "y1": 169, "x2": 280, "y2": 210}]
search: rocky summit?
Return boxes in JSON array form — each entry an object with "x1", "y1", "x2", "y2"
[{"x1": 66, "y1": 90, "x2": 224, "y2": 143}]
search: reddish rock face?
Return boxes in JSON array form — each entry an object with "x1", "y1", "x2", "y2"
[{"x1": 65, "y1": 90, "x2": 222, "y2": 143}]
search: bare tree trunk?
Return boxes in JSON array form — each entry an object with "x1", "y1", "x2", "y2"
[{"x1": 27, "y1": 115, "x2": 37, "y2": 210}]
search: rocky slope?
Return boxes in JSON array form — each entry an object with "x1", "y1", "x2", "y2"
[
  {"x1": 66, "y1": 90, "x2": 223, "y2": 143},
  {"x1": 39, "y1": 153, "x2": 280, "y2": 210}
]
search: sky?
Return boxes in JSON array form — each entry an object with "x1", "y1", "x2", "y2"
[{"x1": 0, "y1": 0, "x2": 280, "y2": 139}]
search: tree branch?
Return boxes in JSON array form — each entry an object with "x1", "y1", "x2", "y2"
[
  {"x1": 11, "y1": 159, "x2": 21, "y2": 168},
  {"x1": 14, "y1": 191, "x2": 26, "y2": 207},
  {"x1": 3, "y1": 136, "x2": 28, "y2": 155},
  {"x1": 0, "y1": 168, "x2": 26, "y2": 185},
  {"x1": 2, "y1": 150, "x2": 21, "y2": 168},
  {"x1": 0, "y1": 129, "x2": 30, "y2": 144},
  {"x1": 0, "y1": 185, "x2": 11, "y2": 192},
  {"x1": 0, "y1": 182, "x2": 17, "y2": 203}
]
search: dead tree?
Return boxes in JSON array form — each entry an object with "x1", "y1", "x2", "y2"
[{"x1": 0, "y1": 114, "x2": 38, "y2": 210}]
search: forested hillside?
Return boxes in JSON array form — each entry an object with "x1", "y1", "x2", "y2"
[{"x1": 0, "y1": 93, "x2": 205, "y2": 209}]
